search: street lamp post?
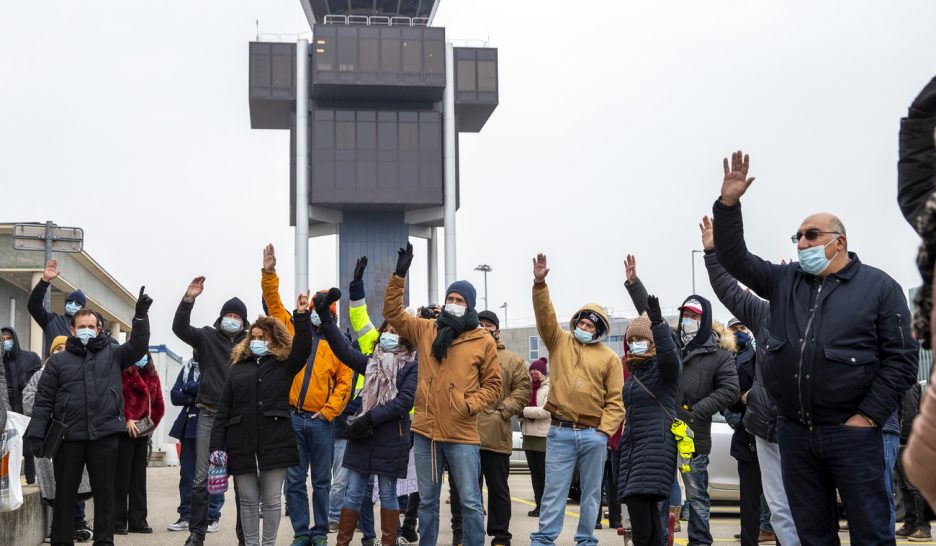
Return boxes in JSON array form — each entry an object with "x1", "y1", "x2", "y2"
[
  {"x1": 499, "y1": 301, "x2": 508, "y2": 327},
  {"x1": 474, "y1": 264, "x2": 493, "y2": 310},
  {"x1": 691, "y1": 250, "x2": 704, "y2": 294}
]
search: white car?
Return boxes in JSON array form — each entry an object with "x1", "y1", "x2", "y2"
[
  {"x1": 510, "y1": 417, "x2": 528, "y2": 470},
  {"x1": 707, "y1": 412, "x2": 740, "y2": 502}
]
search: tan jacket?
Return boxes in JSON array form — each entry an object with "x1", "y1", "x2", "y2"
[
  {"x1": 479, "y1": 344, "x2": 532, "y2": 454},
  {"x1": 905, "y1": 372, "x2": 936, "y2": 507},
  {"x1": 532, "y1": 282, "x2": 625, "y2": 437},
  {"x1": 522, "y1": 380, "x2": 551, "y2": 438},
  {"x1": 383, "y1": 274, "x2": 502, "y2": 444}
]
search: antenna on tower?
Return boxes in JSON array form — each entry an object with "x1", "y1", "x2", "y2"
[{"x1": 256, "y1": 19, "x2": 259, "y2": 41}]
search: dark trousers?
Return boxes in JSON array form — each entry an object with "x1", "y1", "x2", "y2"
[
  {"x1": 896, "y1": 445, "x2": 932, "y2": 532},
  {"x1": 524, "y1": 449, "x2": 546, "y2": 509},
  {"x1": 737, "y1": 456, "x2": 763, "y2": 546},
  {"x1": 24, "y1": 453, "x2": 36, "y2": 482},
  {"x1": 604, "y1": 449, "x2": 622, "y2": 526},
  {"x1": 402, "y1": 491, "x2": 419, "y2": 530},
  {"x1": 779, "y1": 420, "x2": 892, "y2": 545},
  {"x1": 625, "y1": 495, "x2": 664, "y2": 546},
  {"x1": 480, "y1": 450, "x2": 512, "y2": 544},
  {"x1": 52, "y1": 436, "x2": 119, "y2": 546},
  {"x1": 113, "y1": 433, "x2": 149, "y2": 531}
]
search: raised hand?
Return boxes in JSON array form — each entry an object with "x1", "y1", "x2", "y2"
[
  {"x1": 296, "y1": 290, "x2": 311, "y2": 314},
  {"x1": 720, "y1": 150, "x2": 756, "y2": 207},
  {"x1": 313, "y1": 288, "x2": 341, "y2": 319},
  {"x1": 395, "y1": 243, "x2": 414, "y2": 277},
  {"x1": 353, "y1": 256, "x2": 368, "y2": 282},
  {"x1": 184, "y1": 276, "x2": 206, "y2": 303},
  {"x1": 699, "y1": 216, "x2": 715, "y2": 252},
  {"x1": 135, "y1": 286, "x2": 153, "y2": 318},
  {"x1": 532, "y1": 254, "x2": 550, "y2": 283},
  {"x1": 262, "y1": 244, "x2": 276, "y2": 273},
  {"x1": 625, "y1": 254, "x2": 637, "y2": 284},
  {"x1": 42, "y1": 259, "x2": 59, "y2": 283},
  {"x1": 645, "y1": 295, "x2": 663, "y2": 325}
]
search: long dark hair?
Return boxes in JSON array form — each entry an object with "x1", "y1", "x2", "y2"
[{"x1": 371, "y1": 320, "x2": 414, "y2": 354}]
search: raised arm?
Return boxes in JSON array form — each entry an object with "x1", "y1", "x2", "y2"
[
  {"x1": 261, "y1": 245, "x2": 295, "y2": 336},
  {"x1": 316, "y1": 289, "x2": 369, "y2": 375},
  {"x1": 646, "y1": 295, "x2": 680, "y2": 383},
  {"x1": 349, "y1": 257, "x2": 379, "y2": 355},
  {"x1": 624, "y1": 254, "x2": 650, "y2": 314},
  {"x1": 712, "y1": 151, "x2": 783, "y2": 299},
  {"x1": 284, "y1": 292, "x2": 315, "y2": 376},
  {"x1": 27, "y1": 260, "x2": 61, "y2": 329},
  {"x1": 173, "y1": 277, "x2": 207, "y2": 347},
  {"x1": 383, "y1": 243, "x2": 432, "y2": 345},
  {"x1": 115, "y1": 287, "x2": 152, "y2": 368},
  {"x1": 897, "y1": 76, "x2": 936, "y2": 234},
  {"x1": 531, "y1": 254, "x2": 565, "y2": 352}
]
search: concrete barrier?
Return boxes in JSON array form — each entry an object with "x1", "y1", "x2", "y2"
[{"x1": 0, "y1": 483, "x2": 94, "y2": 546}]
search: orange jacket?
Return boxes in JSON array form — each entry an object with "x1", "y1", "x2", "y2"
[{"x1": 261, "y1": 270, "x2": 352, "y2": 420}]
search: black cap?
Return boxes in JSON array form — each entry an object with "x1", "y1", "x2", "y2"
[{"x1": 478, "y1": 310, "x2": 500, "y2": 329}]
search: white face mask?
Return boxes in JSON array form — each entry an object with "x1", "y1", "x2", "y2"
[{"x1": 444, "y1": 303, "x2": 467, "y2": 318}]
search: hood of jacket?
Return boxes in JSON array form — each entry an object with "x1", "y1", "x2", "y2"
[
  {"x1": 678, "y1": 294, "x2": 714, "y2": 353},
  {"x1": 568, "y1": 303, "x2": 612, "y2": 342},
  {"x1": 1, "y1": 326, "x2": 21, "y2": 360},
  {"x1": 710, "y1": 321, "x2": 738, "y2": 353},
  {"x1": 230, "y1": 315, "x2": 292, "y2": 363}
]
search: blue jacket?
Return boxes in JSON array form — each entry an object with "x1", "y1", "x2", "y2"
[
  {"x1": 320, "y1": 320, "x2": 417, "y2": 479},
  {"x1": 169, "y1": 362, "x2": 200, "y2": 441},
  {"x1": 712, "y1": 199, "x2": 919, "y2": 427},
  {"x1": 617, "y1": 321, "x2": 681, "y2": 502}
]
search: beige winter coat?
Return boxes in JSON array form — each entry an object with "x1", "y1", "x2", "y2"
[
  {"x1": 478, "y1": 343, "x2": 531, "y2": 454},
  {"x1": 522, "y1": 380, "x2": 551, "y2": 438}
]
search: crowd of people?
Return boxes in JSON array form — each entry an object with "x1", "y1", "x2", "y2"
[{"x1": 1, "y1": 75, "x2": 935, "y2": 546}]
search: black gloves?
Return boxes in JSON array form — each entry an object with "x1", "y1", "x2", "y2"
[
  {"x1": 135, "y1": 286, "x2": 153, "y2": 318},
  {"x1": 313, "y1": 288, "x2": 342, "y2": 323},
  {"x1": 910, "y1": 75, "x2": 936, "y2": 118},
  {"x1": 395, "y1": 242, "x2": 414, "y2": 277},
  {"x1": 645, "y1": 295, "x2": 663, "y2": 325},
  {"x1": 345, "y1": 412, "x2": 374, "y2": 440},
  {"x1": 28, "y1": 437, "x2": 44, "y2": 458},
  {"x1": 353, "y1": 257, "x2": 368, "y2": 283}
]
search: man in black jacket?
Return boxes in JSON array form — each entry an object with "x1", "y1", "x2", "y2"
[
  {"x1": 625, "y1": 258, "x2": 739, "y2": 546},
  {"x1": 2, "y1": 326, "x2": 41, "y2": 483},
  {"x1": 25, "y1": 287, "x2": 151, "y2": 546},
  {"x1": 172, "y1": 276, "x2": 248, "y2": 546},
  {"x1": 714, "y1": 150, "x2": 919, "y2": 544},
  {"x1": 27, "y1": 259, "x2": 88, "y2": 358}
]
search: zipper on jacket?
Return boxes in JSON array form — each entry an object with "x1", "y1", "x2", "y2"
[
  {"x1": 896, "y1": 314, "x2": 906, "y2": 349},
  {"x1": 797, "y1": 279, "x2": 823, "y2": 428}
]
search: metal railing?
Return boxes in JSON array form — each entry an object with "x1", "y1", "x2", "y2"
[{"x1": 322, "y1": 14, "x2": 429, "y2": 27}]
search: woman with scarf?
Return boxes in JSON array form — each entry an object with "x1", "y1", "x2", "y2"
[
  {"x1": 616, "y1": 297, "x2": 681, "y2": 546},
  {"x1": 210, "y1": 292, "x2": 314, "y2": 546},
  {"x1": 521, "y1": 358, "x2": 550, "y2": 517},
  {"x1": 313, "y1": 288, "x2": 418, "y2": 546},
  {"x1": 114, "y1": 350, "x2": 165, "y2": 535}
]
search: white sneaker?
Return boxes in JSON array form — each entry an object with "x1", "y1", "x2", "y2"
[
  {"x1": 207, "y1": 521, "x2": 220, "y2": 533},
  {"x1": 167, "y1": 519, "x2": 189, "y2": 532}
]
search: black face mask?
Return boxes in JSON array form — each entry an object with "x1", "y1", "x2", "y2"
[{"x1": 487, "y1": 329, "x2": 499, "y2": 341}]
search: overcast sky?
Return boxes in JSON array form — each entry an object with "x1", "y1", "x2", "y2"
[{"x1": 2, "y1": 1, "x2": 934, "y2": 357}]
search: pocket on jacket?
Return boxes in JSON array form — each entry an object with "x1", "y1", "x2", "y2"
[
  {"x1": 225, "y1": 415, "x2": 243, "y2": 427},
  {"x1": 449, "y1": 384, "x2": 470, "y2": 418},
  {"x1": 820, "y1": 347, "x2": 876, "y2": 407}
]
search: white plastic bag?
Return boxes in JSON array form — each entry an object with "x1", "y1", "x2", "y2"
[{"x1": 0, "y1": 412, "x2": 30, "y2": 512}]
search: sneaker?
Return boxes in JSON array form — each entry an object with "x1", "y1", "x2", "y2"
[
  {"x1": 898, "y1": 524, "x2": 918, "y2": 537},
  {"x1": 362, "y1": 539, "x2": 377, "y2": 546},
  {"x1": 313, "y1": 537, "x2": 329, "y2": 546},
  {"x1": 329, "y1": 521, "x2": 340, "y2": 533},
  {"x1": 72, "y1": 528, "x2": 92, "y2": 543},
  {"x1": 527, "y1": 507, "x2": 540, "y2": 517},
  {"x1": 183, "y1": 535, "x2": 205, "y2": 546},
  {"x1": 396, "y1": 538, "x2": 410, "y2": 546},
  {"x1": 207, "y1": 520, "x2": 220, "y2": 533},
  {"x1": 289, "y1": 536, "x2": 312, "y2": 546},
  {"x1": 910, "y1": 528, "x2": 933, "y2": 542},
  {"x1": 168, "y1": 519, "x2": 190, "y2": 532},
  {"x1": 400, "y1": 526, "x2": 418, "y2": 543}
]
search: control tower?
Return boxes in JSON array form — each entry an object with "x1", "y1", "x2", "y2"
[{"x1": 248, "y1": 0, "x2": 498, "y2": 323}]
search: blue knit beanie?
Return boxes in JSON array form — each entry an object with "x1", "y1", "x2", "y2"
[
  {"x1": 445, "y1": 280, "x2": 477, "y2": 310},
  {"x1": 66, "y1": 290, "x2": 87, "y2": 307}
]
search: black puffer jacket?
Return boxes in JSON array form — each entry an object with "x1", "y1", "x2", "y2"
[
  {"x1": 25, "y1": 317, "x2": 149, "y2": 444},
  {"x1": 617, "y1": 321, "x2": 681, "y2": 502},
  {"x1": 703, "y1": 251, "x2": 777, "y2": 442},
  {"x1": 172, "y1": 298, "x2": 248, "y2": 412},
  {"x1": 2, "y1": 327, "x2": 42, "y2": 413},
  {"x1": 626, "y1": 280, "x2": 740, "y2": 455},
  {"x1": 210, "y1": 312, "x2": 313, "y2": 475},
  {"x1": 725, "y1": 344, "x2": 757, "y2": 463},
  {"x1": 713, "y1": 199, "x2": 919, "y2": 427}
]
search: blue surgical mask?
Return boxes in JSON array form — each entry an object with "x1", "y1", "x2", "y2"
[
  {"x1": 310, "y1": 311, "x2": 322, "y2": 326},
  {"x1": 628, "y1": 340, "x2": 649, "y2": 355},
  {"x1": 75, "y1": 328, "x2": 96, "y2": 346},
  {"x1": 65, "y1": 301, "x2": 82, "y2": 316},
  {"x1": 681, "y1": 318, "x2": 699, "y2": 335},
  {"x1": 135, "y1": 355, "x2": 149, "y2": 368},
  {"x1": 798, "y1": 237, "x2": 839, "y2": 276},
  {"x1": 734, "y1": 331, "x2": 751, "y2": 348},
  {"x1": 220, "y1": 317, "x2": 242, "y2": 334},
  {"x1": 250, "y1": 340, "x2": 269, "y2": 357},
  {"x1": 2, "y1": 339, "x2": 13, "y2": 352},
  {"x1": 573, "y1": 327, "x2": 596, "y2": 344},
  {"x1": 379, "y1": 332, "x2": 400, "y2": 352}
]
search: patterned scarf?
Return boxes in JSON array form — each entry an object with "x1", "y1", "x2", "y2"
[{"x1": 361, "y1": 347, "x2": 413, "y2": 413}]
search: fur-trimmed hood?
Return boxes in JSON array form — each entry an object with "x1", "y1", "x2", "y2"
[
  {"x1": 230, "y1": 315, "x2": 293, "y2": 363},
  {"x1": 710, "y1": 321, "x2": 738, "y2": 353}
]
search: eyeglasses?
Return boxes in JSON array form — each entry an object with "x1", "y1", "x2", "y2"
[{"x1": 790, "y1": 229, "x2": 840, "y2": 243}]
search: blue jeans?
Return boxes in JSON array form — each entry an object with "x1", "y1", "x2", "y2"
[
  {"x1": 413, "y1": 434, "x2": 484, "y2": 546},
  {"x1": 778, "y1": 419, "x2": 892, "y2": 545},
  {"x1": 681, "y1": 453, "x2": 712, "y2": 546},
  {"x1": 530, "y1": 426, "x2": 607, "y2": 546},
  {"x1": 178, "y1": 437, "x2": 223, "y2": 521},
  {"x1": 329, "y1": 439, "x2": 349, "y2": 523},
  {"x1": 345, "y1": 470, "x2": 399, "y2": 511},
  {"x1": 286, "y1": 413, "x2": 335, "y2": 539},
  {"x1": 884, "y1": 431, "x2": 899, "y2": 533}
]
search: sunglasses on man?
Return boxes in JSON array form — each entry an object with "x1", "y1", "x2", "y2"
[{"x1": 790, "y1": 229, "x2": 841, "y2": 243}]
